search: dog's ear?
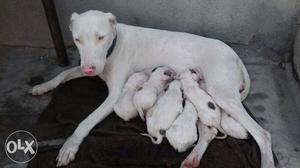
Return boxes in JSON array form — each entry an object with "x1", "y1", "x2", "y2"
[
  {"x1": 106, "y1": 12, "x2": 117, "y2": 26},
  {"x1": 106, "y1": 12, "x2": 117, "y2": 36},
  {"x1": 69, "y1": 12, "x2": 79, "y2": 31}
]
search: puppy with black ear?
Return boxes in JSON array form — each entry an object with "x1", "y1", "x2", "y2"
[
  {"x1": 180, "y1": 69, "x2": 222, "y2": 129},
  {"x1": 180, "y1": 69, "x2": 248, "y2": 140},
  {"x1": 133, "y1": 67, "x2": 176, "y2": 120},
  {"x1": 114, "y1": 72, "x2": 149, "y2": 121},
  {"x1": 142, "y1": 80, "x2": 183, "y2": 144},
  {"x1": 166, "y1": 99, "x2": 198, "y2": 152}
]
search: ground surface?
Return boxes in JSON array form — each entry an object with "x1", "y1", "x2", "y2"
[{"x1": 0, "y1": 45, "x2": 299, "y2": 168}]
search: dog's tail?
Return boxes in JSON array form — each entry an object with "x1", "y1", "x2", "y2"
[
  {"x1": 238, "y1": 58, "x2": 251, "y2": 101},
  {"x1": 141, "y1": 133, "x2": 163, "y2": 144}
]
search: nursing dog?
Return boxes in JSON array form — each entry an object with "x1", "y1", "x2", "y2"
[{"x1": 31, "y1": 10, "x2": 274, "y2": 167}]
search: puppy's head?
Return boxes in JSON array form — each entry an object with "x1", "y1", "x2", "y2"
[
  {"x1": 69, "y1": 10, "x2": 117, "y2": 76},
  {"x1": 151, "y1": 67, "x2": 176, "y2": 84},
  {"x1": 180, "y1": 69, "x2": 203, "y2": 83},
  {"x1": 189, "y1": 68, "x2": 203, "y2": 82}
]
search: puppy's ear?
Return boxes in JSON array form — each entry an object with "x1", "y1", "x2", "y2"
[
  {"x1": 106, "y1": 12, "x2": 117, "y2": 26},
  {"x1": 69, "y1": 12, "x2": 79, "y2": 31}
]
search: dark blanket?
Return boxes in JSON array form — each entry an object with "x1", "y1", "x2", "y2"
[{"x1": 28, "y1": 77, "x2": 260, "y2": 168}]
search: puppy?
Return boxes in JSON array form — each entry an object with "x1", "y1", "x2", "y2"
[
  {"x1": 181, "y1": 120, "x2": 218, "y2": 168},
  {"x1": 142, "y1": 80, "x2": 183, "y2": 144},
  {"x1": 180, "y1": 69, "x2": 227, "y2": 139},
  {"x1": 166, "y1": 99, "x2": 198, "y2": 152},
  {"x1": 186, "y1": 69, "x2": 247, "y2": 139},
  {"x1": 180, "y1": 69, "x2": 221, "y2": 129},
  {"x1": 113, "y1": 72, "x2": 149, "y2": 121},
  {"x1": 133, "y1": 66, "x2": 176, "y2": 120},
  {"x1": 182, "y1": 69, "x2": 247, "y2": 139}
]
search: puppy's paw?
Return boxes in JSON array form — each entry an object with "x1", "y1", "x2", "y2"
[
  {"x1": 181, "y1": 152, "x2": 200, "y2": 168},
  {"x1": 56, "y1": 137, "x2": 80, "y2": 167},
  {"x1": 30, "y1": 82, "x2": 54, "y2": 95}
]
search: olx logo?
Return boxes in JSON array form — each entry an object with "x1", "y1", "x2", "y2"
[{"x1": 5, "y1": 130, "x2": 38, "y2": 163}]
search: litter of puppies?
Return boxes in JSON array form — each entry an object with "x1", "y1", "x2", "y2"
[{"x1": 114, "y1": 66, "x2": 249, "y2": 167}]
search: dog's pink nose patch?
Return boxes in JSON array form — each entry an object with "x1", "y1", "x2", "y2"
[{"x1": 83, "y1": 66, "x2": 96, "y2": 75}]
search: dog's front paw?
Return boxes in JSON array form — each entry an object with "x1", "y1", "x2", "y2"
[
  {"x1": 56, "y1": 137, "x2": 80, "y2": 167},
  {"x1": 30, "y1": 82, "x2": 54, "y2": 95}
]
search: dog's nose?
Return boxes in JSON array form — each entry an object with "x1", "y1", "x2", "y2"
[{"x1": 82, "y1": 66, "x2": 96, "y2": 75}]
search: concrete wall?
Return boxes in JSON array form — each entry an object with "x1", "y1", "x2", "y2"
[
  {"x1": 293, "y1": 27, "x2": 300, "y2": 79},
  {"x1": 0, "y1": 0, "x2": 300, "y2": 53},
  {"x1": 0, "y1": 0, "x2": 53, "y2": 47}
]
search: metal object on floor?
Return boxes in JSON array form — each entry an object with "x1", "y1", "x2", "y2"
[{"x1": 41, "y1": 0, "x2": 69, "y2": 66}]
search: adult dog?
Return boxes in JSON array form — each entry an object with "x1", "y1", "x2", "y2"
[{"x1": 31, "y1": 10, "x2": 275, "y2": 168}]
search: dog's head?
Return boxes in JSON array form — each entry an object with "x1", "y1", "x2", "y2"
[{"x1": 69, "y1": 10, "x2": 117, "y2": 76}]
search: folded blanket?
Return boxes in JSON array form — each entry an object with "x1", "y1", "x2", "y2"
[{"x1": 28, "y1": 77, "x2": 260, "y2": 168}]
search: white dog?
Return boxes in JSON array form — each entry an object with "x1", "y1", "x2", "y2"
[
  {"x1": 30, "y1": 10, "x2": 274, "y2": 168},
  {"x1": 181, "y1": 120, "x2": 218, "y2": 168},
  {"x1": 142, "y1": 80, "x2": 183, "y2": 144},
  {"x1": 166, "y1": 99, "x2": 198, "y2": 152},
  {"x1": 133, "y1": 67, "x2": 175, "y2": 120},
  {"x1": 113, "y1": 71, "x2": 149, "y2": 121}
]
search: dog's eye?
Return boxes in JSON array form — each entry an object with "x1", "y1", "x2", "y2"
[{"x1": 97, "y1": 36, "x2": 104, "y2": 41}]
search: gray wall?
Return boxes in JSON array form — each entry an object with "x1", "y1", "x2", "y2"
[
  {"x1": 0, "y1": 0, "x2": 53, "y2": 47},
  {"x1": 1, "y1": 0, "x2": 300, "y2": 53}
]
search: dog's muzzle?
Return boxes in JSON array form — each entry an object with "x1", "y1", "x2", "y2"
[{"x1": 82, "y1": 66, "x2": 96, "y2": 75}]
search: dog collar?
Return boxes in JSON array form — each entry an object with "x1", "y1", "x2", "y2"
[{"x1": 106, "y1": 35, "x2": 117, "y2": 58}]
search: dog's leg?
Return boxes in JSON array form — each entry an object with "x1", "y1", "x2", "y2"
[
  {"x1": 207, "y1": 84, "x2": 275, "y2": 168},
  {"x1": 181, "y1": 121, "x2": 217, "y2": 168},
  {"x1": 56, "y1": 67, "x2": 128, "y2": 167},
  {"x1": 30, "y1": 66, "x2": 84, "y2": 95}
]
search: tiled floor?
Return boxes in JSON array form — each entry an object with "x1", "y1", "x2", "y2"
[{"x1": 0, "y1": 45, "x2": 299, "y2": 168}]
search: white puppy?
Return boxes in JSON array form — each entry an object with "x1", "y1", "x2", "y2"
[
  {"x1": 180, "y1": 69, "x2": 222, "y2": 130},
  {"x1": 166, "y1": 99, "x2": 198, "y2": 152},
  {"x1": 113, "y1": 72, "x2": 149, "y2": 121},
  {"x1": 133, "y1": 67, "x2": 175, "y2": 120},
  {"x1": 181, "y1": 69, "x2": 247, "y2": 140},
  {"x1": 142, "y1": 80, "x2": 183, "y2": 144},
  {"x1": 181, "y1": 120, "x2": 218, "y2": 168}
]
